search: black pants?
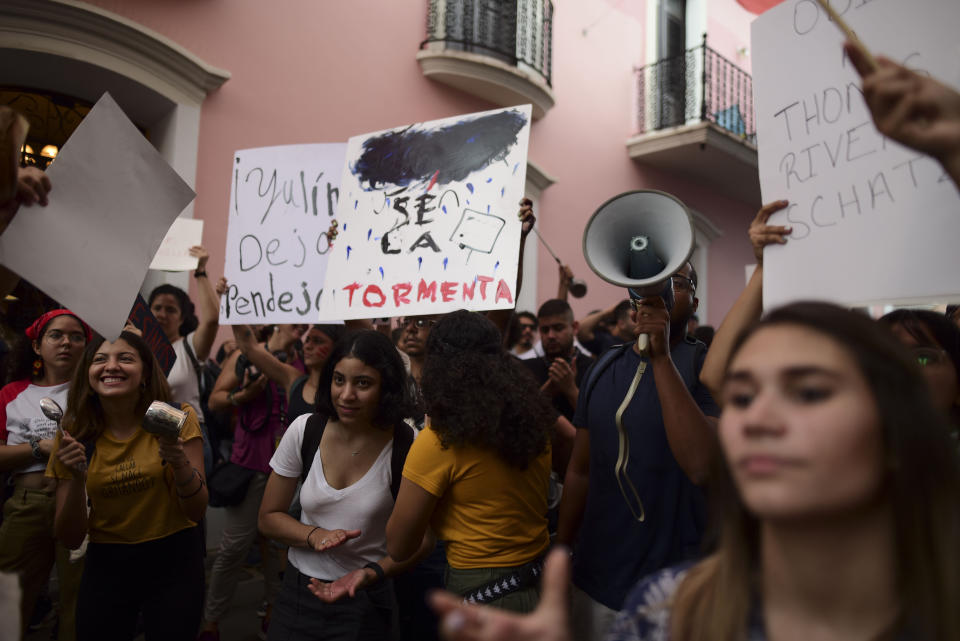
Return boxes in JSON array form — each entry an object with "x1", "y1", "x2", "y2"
[
  {"x1": 268, "y1": 561, "x2": 398, "y2": 641},
  {"x1": 76, "y1": 526, "x2": 205, "y2": 641}
]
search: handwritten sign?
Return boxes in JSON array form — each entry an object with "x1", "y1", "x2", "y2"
[
  {"x1": 149, "y1": 218, "x2": 203, "y2": 271},
  {"x1": 0, "y1": 93, "x2": 195, "y2": 339},
  {"x1": 317, "y1": 106, "x2": 532, "y2": 321},
  {"x1": 127, "y1": 294, "x2": 175, "y2": 376},
  {"x1": 752, "y1": 0, "x2": 960, "y2": 309},
  {"x1": 220, "y1": 144, "x2": 346, "y2": 324}
]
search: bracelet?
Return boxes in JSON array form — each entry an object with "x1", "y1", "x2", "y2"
[
  {"x1": 228, "y1": 391, "x2": 239, "y2": 406},
  {"x1": 194, "y1": 269, "x2": 207, "y2": 278},
  {"x1": 363, "y1": 561, "x2": 385, "y2": 582},
  {"x1": 306, "y1": 526, "x2": 321, "y2": 548},
  {"x1": 176, "y1": 475, "x2": 204, "y2": 499},
  {"x1": 175, "y1": 468, "x2": 199, "y2": 487}
]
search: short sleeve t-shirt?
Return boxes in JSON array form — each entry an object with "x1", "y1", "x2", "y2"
[
  {"x1": 0, "y1": 379, "x2": 70, "y2": 475},
  {"x1": 270, "y1": 414, "x2": 407, "y2": 581},
  {"x1": 571, "y1": 339, "x2": 719, "y2": 611},
  {"x1": 45, "y1": 405, "x2": 204, "y2": 544},
  {"x1": 402, "y1": 424, "x2": 551, "y2": 569}
]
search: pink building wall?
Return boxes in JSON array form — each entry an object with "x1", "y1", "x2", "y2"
[{"x1": 83, "y1": 0, "x2": 757, "y2": 327}]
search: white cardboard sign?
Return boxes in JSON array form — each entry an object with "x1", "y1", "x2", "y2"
[
  {"x1": 220, "y1": 144, "x2": 346, "y2": 324},
  {"x1": 149, "y1": 217, "x2": 203, "y2": 271},
  {"x1": 0, "y1": 93, "x2": 195, "y2": 339},
  {"x1": 752, "y1": 0, "x2": 960, "y2": 309},
  {"x1": 318, "y1": 105, "x2": 532, "y2": 320}
]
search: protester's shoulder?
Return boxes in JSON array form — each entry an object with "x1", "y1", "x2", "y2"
[
  {"x1": 0, "y1": 379, "x2": 31, "y2": 405},
  {"x1": 605, "y1": 564, "x2": 693, "y2": 641}
]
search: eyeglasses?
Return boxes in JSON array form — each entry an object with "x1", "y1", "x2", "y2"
[
  {"x1": 401, "y1": 318, "x2": 437, "y2": 330},
  {"x1": 912, "y1": 347, "x2": 949, "y2": 367},
  {"x1": 671, "y1": 275, "x2": 696, "y2": 292},
  {"x1": 518, "y1": 322, "x2": 537, "y2": 331},
  {"x1": 44, "y1": 330, "x2": 86, "y2": 345}
]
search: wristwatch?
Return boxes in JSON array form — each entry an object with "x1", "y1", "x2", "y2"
[{"x1": 29, "y1": 436, "x2": 43, "y2": 460}]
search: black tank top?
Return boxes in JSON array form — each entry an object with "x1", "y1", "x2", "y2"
[{"x1": 286, "y1": 375, "x2": 315, "y2": 426}]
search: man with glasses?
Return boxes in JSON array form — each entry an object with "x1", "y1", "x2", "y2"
[
  {"x1": 557, "y1": 261, "x2": 719, "y2": 641},
  {"x1": 509, "y1": 311, "x2": 538, "y2": 359},
  {"x1": 398, "y1": 315, "x2": 439, "y2": 389}
]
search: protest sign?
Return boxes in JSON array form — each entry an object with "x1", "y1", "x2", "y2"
[
  {"x1": 127, "y1": 294, "x2": 175, "y2": 376},
  {"x1": 752, "y1": 0, "x2": 960, "y2": 309},
  {"x1": 318, "y1": 106, "x2": 532, "y2": 321},
  {"x1": 149, "y1": 218, "x2": 204, "y2": 271},
  {"x1": 0, "y1": 93, "x2": 195, "y2": 339},
  {"x1": 220, "y1": 144, "x2": 346, "y2": 324}
]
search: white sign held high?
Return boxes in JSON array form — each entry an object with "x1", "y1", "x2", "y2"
[
  {"x1": 752, "y1": 0, "x2": 960, "y2": 309},
  {"x1": 0, "y1": 93, "x2": 195, "y2": 339},
  {"x1": 220, "y1": 144, "x2": 346, "y2": 324},
  {"x1": 150, "y1": 218, "x2": 204, "y2": 271},
  {"x1": 319, "y1": 105, "x2": 532, "y2": 321}
]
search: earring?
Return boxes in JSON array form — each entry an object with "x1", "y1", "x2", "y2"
[{"x1": 32, "y1": 359, "x2": 43, "y2": 376}]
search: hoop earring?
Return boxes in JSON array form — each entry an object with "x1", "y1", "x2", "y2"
[{"x1": 32, "y1": 359, "x2": 43, "y2": 376}]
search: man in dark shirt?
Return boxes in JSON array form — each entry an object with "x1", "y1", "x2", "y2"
[
  {"x1": 522, "y1": 299, "x2": 594, "y2": 421},
  {"x1": 557, "y1": 262, "x2": 719, "y2": 641}
]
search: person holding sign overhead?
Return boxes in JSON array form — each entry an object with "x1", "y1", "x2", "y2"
[{"x1": 146, "y1": 245, "x2": 222, "y2": 473}]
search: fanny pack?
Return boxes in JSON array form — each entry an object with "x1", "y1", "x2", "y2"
[{"x1": 461, "y1": 555, "x2": 545, "y2": 605}]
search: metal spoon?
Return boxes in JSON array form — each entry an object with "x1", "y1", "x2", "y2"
[{"x1": 39, "y1": 397, "x2": 63, "y2": 436}]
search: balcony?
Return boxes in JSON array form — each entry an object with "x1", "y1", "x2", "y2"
[
  {"x1": 417, "y1": 0, "x2": 555, "y2": 120},
  {"x1": 627, "y1": 35, "x2": 760, "y2": 205}
]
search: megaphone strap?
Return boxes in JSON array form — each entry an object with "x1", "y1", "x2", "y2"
[{"x1": 614, "y1": 359, "x2": 648, "y2": 523}]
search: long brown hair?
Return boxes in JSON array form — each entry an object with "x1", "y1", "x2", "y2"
[
  {"x1": 671, "y1": 302, "x2": 960, "y2": 641},
  {"x1": 63, "y1": 332, "x2": 172, "y2": 442}
]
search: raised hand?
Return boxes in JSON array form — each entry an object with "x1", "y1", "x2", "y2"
[{"x1": 749, "y1": 200, "x2": 792, "y2": 264}]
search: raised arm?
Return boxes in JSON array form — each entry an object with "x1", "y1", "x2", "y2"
[
  {"x1": 700, "y1": 201, "x2": 792, "y2": 400},
  {"x1": 208, "y1": 349, "x2": 268, "y2": 413},
  {"x1": 231, "y1": 324, "x2": 302, "y2": 392},
  {"x1": 577, "y1": 302, "x2": 616, "y2": 345},
  {"x1": 489, "y1": 199, "x2": 534, "y2": 342},
  {"x1": 847, "y1": 44, "x2": 960, "y2": 188},
  {"x1": 189, "y1": 245, "x2": 220, "y2": 361}
]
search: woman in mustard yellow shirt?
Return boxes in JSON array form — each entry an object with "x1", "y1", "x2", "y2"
[
  {"x1": 47, "y1": 331, "x2": 207, "y2": 641},
  {"x1": 387, "y1": 311, "x2": 556, "y2": 613}
]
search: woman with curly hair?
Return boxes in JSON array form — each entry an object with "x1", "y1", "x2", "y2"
[
  {"x1": 259, "y1": 329, "x2": 433, "y2": 640},
  {"x1": 47, "y1": 331, "x2": 207, "y2": 641},
  {"x1": 387, "y1": 310, "x2": 556, "y2": 613}
]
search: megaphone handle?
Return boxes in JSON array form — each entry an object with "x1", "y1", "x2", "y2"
[{"x1": 636, "y1": 333, "x2": 650, "y2": 355}]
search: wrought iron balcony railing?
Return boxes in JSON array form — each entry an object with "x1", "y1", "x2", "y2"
[
  {"x1": 421, "y1": 0, "x2": 554, "y2": 87},
  {"x1": 635, "y1": 35, "x2": 755, "y2": 143}
]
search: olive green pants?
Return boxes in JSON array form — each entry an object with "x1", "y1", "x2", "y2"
[
  {"x1": 444, "y1": 565, "x2": 541, "y2": 614},
  {"x1": 0, "y1": 485, "x2": 83, "y2": 641}
]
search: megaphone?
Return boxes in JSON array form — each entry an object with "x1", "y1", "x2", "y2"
[
  {"x1": 581, "y1": 190, "x2": 696, "y2": 525},
  {"x1": 582, "y1": 190, "x2": 695, "y2": 353}
]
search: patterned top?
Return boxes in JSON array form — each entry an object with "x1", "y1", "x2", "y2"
[{"x1": 604, "y1": 565, "x2": 766, "y2": 641}]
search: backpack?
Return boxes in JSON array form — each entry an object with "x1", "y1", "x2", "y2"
[
  {"x1": 181, "y1": 339, "x2": 231, "y2": 441},
  {"x1": 299, "y1": 413, "x2": 414, "y2": 501}
]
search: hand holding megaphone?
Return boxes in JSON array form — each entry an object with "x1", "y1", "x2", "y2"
[{"x1": 631, "y1": 295, "x2": 671, "y2": 357}]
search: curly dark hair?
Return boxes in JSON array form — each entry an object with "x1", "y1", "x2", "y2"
[
  {"x1": 315, "y1": 330, "x2": 415, "y2": 429},
  {"x1": 421, "y1": 310, "x2": 554, "y2": 469},
  {"x1": 148, "y1": 284, "x2": 198, "y2": 337}
]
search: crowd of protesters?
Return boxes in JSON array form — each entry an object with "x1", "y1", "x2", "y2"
[{"x1": 0, "y1": 42, "x2": 959, "y2": 641}]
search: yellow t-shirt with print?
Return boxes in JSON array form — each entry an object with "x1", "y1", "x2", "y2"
[
  {"x1": 402, "y1": 424, "x2": 550, "y2": 569},
  {"x1": 46, "y1": 406, "x2": 203, "y2": 545}
]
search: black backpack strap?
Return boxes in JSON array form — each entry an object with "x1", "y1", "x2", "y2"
[
  {"x1": 181, "y1": 336, "x2": 205, "y2": 394},
  {"x1": 578, "y1": 342, "x2": 633, "y2": 414},
  {"x1": 390, "y1": 421, "x2": 415, "y2": 501},
  {"x1": 300, "y1": 414, "x2": 327, "y2": 483}
]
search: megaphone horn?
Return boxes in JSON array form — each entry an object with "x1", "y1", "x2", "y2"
[{"x1": 582, "y1": 190, "x2": 695, "y2": 351}]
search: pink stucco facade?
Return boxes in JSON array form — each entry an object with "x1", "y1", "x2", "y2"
[{"x1": 67, "y1": 0, "x2": 760, "y2": 326}]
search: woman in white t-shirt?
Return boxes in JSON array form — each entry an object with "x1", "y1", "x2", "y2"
[
  {"x1": 258, "y1": 330, "x2": 433, "y2": 641},
  {"x1": 147, "y1": 245, "x2": 221, "y2": 472},
  {"x1": 0, "y1": 308, "x2": 91, "y2": 639}
]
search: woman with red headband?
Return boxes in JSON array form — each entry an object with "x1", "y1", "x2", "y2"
[{"x1": 0, "y1": 308, "x2": 91, "y2": 640}]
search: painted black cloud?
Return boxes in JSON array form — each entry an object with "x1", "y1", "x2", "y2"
[{"x1": 351, "y1": 109, "x2": 528, "y2": 191}]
